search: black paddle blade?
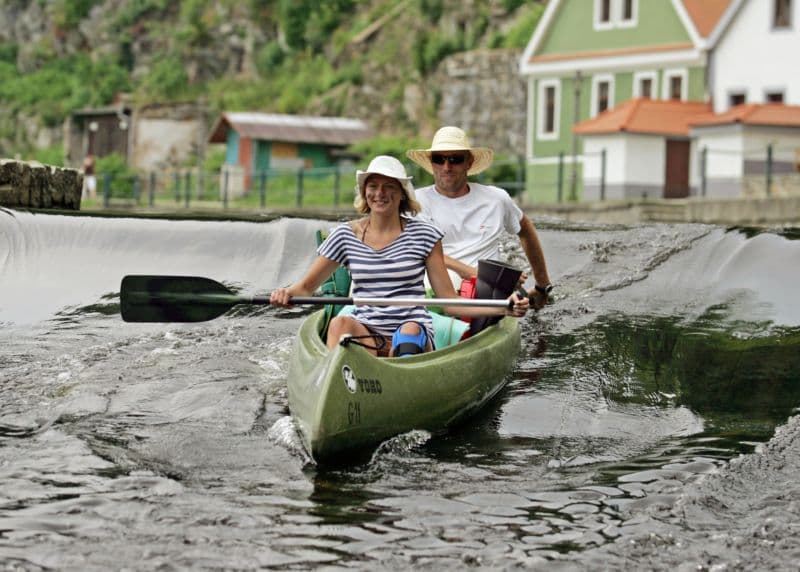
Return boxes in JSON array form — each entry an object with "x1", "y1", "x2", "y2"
[{"x1": 120, "y1": 275, "x2": 239, "y2": 323}]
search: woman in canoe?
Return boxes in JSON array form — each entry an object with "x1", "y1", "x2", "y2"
[{"x1": 270, "y1": 155, "x2": 529, "y2": 357}]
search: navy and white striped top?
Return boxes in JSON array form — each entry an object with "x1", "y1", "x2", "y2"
[{"x1": 318, "y1": 218, "x2": 444, "y2": 340}]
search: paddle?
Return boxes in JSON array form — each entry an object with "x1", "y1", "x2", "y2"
[{"x1": 120, "y1": 275, "x2": 513, "y2": 323}]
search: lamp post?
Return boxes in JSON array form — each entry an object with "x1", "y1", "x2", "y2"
[{"x1": 88, "y1": 120, "x2": 99, "y2": 155}]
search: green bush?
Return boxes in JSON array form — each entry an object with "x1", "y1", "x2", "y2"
[
  {"x1": 139, "y1": 54, "x2": 190, "y2": 100},
  {"x1": 500, "y1": 3, "x2": 545, "y2": 49},
  {"x1": 96, "y1": 153, "x2": 139, "y2": 199},
  {"x1": 0, "y1": 42, "x2": 17, "y2": 64},
  {"x1": 32, "y1": 146, "x2": 65, "y2": 167}
]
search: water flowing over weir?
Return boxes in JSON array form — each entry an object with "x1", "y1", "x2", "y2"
[{"x1": 1, "y1": 208, "x2": 800, "y2": 570}]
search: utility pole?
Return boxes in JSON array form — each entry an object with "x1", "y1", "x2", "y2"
[{"x1": 570, "y1": 70, "x2": 582, "y2": 201}]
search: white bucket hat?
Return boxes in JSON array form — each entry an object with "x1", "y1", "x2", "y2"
[
  {"x1": 406, "y1": 126, "x2": 494, "y2": 176},
  {"x1": 355, "y1": 155, "x2": 415, "y2": 199}
]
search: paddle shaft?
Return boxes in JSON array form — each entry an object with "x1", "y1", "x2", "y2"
[{"x1": 145, "y1": 292, "x2": 512, "y2": 309}]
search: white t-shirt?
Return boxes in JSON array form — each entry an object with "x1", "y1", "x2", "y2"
[{"x1": 415, "y1": 182, "x2": 523, "y2": 269}]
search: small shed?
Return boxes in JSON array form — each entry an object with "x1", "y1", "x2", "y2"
[
  {"x1": 689, "y1": 104, "x2": 800, "y2": 198},
  {"x1": 65, "y1": 104, "x2": 133, "y2": 166},
  {"x1": 207, "y1": 112, "x2": 371, "y2": 194},
  {"x1": 573, "y1": 98, "x2": 712, "y2": 200}
]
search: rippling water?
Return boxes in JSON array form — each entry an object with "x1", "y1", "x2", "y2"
[{"x1": 1, "y1": 208, "x2": 799, "y2": 570}]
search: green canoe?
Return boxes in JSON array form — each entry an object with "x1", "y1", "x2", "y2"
[{"x1": 287, "y1": 309, "x2": 521, "y2": 463}]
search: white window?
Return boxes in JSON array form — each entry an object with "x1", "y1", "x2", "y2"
[
  {"x1": 662, "y1": 69, "x2": 687, "y2": 101},
  {"x1": 618, "y1": 0, "x2": 638, "y2": 27},
  {"x1": 773, "y1": 0, "x2": 792, "y2": 28},
  {"x1": 591, "y1": 74, "x2": 615, "y2": 117},
  {"x1": 633, "y1": 71, "x2": 657, "y2": 99},
  {"x1": 537, "y1": 79, "x2": 561, "y2": 141},
  {"x1": 729, "y1": 91, "x2": 746, "y2": 106},
  {"x1": 766, "y1": 90, "x2": 785, "y2": 103},
  {"x1": 594, "y1": 0, "x2": 613, "y2": 29},
  {"x1": 594, "y1": 0, "x2": 638, "y2": 29}
]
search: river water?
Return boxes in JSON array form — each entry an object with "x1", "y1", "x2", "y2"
[{"x1": 1, "y1": 208, "x2": 799, "y2": 570}]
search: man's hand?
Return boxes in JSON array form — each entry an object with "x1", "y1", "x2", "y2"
[{"x1": 526, "y1": 287, "x2": 550, "y2": 310}]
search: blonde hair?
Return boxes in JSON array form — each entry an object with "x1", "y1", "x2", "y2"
[{"x1": 353, "y1": 175, "x2": 421, "y2": 216}]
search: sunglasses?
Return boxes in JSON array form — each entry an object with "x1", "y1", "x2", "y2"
[{"x1": 430, "y1": 153, "x2": 467, "y2": 165}]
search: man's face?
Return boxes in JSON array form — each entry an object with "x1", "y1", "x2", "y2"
[{"x1": 431, "y1": 152, "x2": 472, "y2": 196}]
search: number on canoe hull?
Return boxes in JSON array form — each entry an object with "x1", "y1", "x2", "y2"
[
  {"x1": 348, "y1": 401, "x2": 361, "y2": 425},
  {"x1": 341, "y1": 365, "x2": 383, "y2": 395}
]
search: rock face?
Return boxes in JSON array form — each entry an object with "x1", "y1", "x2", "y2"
[
  {"x1": 435, "y1": 49, "x2": 526, "y2": 155},
  {"x1": 0, "y1": 159, "x2": 82, "y2": 209}
]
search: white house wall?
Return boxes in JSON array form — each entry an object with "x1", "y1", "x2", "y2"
[
  {"x1": 693, "y1": 125, "x2": 800, "y2": 197},
  {"x1": 711, "y1": 0, "x2": 800, "y2": 111},
  {"x1": 583, "y1": 134, "x2": 665, "y2": 199}
]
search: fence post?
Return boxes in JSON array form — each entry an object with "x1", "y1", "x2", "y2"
[
  {"x1": 184, "y1": 171, "x2": 191, "y2": 208},
  {"x1": 333, "y1": 166, "x2": 341, "y2": 207},
  {"x1": 223, "y1": 169, "x2": 229, "y2": 209},
  {"x1": 133, "y1": 175, "x2": 140, "y2": 205},
  {"x1": 149, "y1": 172, "x2": 156, "y2": 207},
  {"x1": 197, "y1": 169, "x2": 204, "y2": 202},
  {"x1": 296, "y1": 167, "x2": 304, "y2": 208},
  {"x1": 700, "y1": 147, "x2": 707, "y2": 197},
  {"x1": 557, "y1": 151, "x2": 564, "y2": 203},
  {"x1": 103, "y1": 173, "x2": 111, "y2": 208},
  {"x1": 600, "y1": 149, "x2": 606, "y2": 201},
  {"x1": 259, "y1": 171, "x2": 267, "y2": 208},
  {"x1": 766, "y1": 144, "x2": 773, "y2": 197},
  {"x1": 173, "y1": 172, "x2": 180, "y2": 203}
]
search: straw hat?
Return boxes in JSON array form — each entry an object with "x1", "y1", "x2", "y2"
[
  {"x1": 406, "y1": 126, "x2": 494, "y2": 176},
  {"x1": 354, "y1": 155, "x2": 419, "y2": 214}
]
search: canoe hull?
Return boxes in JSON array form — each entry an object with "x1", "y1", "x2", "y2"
[{"x1": 287, "y1": 310, "x2": 521, "y2": 462}]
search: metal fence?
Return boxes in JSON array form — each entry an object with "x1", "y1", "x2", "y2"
[
  {"x1": 575, "y1": 143, "x2": 800, "y2": 201},
  {"x1": 85, "y1": 156, "x2": 528, "y2": 211}
]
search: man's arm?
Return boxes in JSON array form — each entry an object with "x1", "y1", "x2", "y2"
[
  {"x1": 443, "y1": 254, "x2": 477, "y2": 281},
  {"x1": 517, "y1": 215, "x2": 551, "y2": 308}
]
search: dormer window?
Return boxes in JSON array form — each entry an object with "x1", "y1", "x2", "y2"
[
  {"x1": 774, "y1": 0, "x2": 792, "y2": 29},
  {"x1": 620, "y1": 0, "x2": 637, "y2": 25},
  {"x1": 594, "y1": 0, "x2": 638, "y2": 29}
]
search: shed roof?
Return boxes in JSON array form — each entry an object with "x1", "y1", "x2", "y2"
[
  {"x1": 208, "y1": 112, "x2": 371, "y2": 145},
  {"x1": 690, "y1": 103, "x2": 800, "y2": 128},
  {"x1": 573, "y1": 98, "x2": 712, "y2": 137}
]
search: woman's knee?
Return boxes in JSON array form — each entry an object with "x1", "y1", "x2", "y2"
[{"x1": 391, "y1": 321, "x2": 430, "y2": 356}]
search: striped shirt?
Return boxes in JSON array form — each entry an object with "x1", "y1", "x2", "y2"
[{"x1": 318, "y1": 218, "x2": 444, "y2": 340}]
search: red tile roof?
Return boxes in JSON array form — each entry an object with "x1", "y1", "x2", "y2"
[
  {"x1": 573, "y1": 98, "x2": 712, "y2": 136},
  {"x1": 682, "y1": 0, "x2": 733, "y2": 37},
  {"x1": 690, "y1": 103, "x2": 800, "y2": 128}
]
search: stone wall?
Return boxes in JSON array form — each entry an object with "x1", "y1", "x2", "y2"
[
  {"x1": 434, "y1": 49, "x2": 526, "y2": 156},
  {"x1": 0, "y1": 159, "x2": 82, "y2": 209}
]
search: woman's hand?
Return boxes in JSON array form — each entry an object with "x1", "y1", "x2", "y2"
[
  {"x1": 269, "y1": 287, "x2": 294, "y2": 307},
  {"x1": 505, "y1": 291, "x2": 529, "y2": 317}
]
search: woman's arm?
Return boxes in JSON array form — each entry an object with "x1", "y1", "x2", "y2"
[
  {"x1": 426, "y1": 242, "x2": 528, "y2": 318},
  {"x1": 269, "y1": 256, "x2": 340, "y2": 306}
]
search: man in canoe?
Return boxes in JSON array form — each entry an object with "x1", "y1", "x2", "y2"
[
  {"x1": 269, "y1": 155, "x2": 529, "y2": 357},
  {"x1": 407, "y1": 126, "x2": 553, "y2": 309}
]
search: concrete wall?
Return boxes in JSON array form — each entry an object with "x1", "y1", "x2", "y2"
[{"x1": 0, "y1": 159, "x2": 82, "y2": 209}]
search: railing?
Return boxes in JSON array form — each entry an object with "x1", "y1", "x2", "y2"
[{"x1": 83, "y1": 157, "x2": 528, "y2": 211}]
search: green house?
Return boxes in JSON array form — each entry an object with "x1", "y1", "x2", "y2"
[{"x1": 519, "y1": 0, "x2": 732, "y2": 202}]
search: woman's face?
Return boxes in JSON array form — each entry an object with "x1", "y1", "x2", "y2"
[{"x1": 364, "y1": 174, "x2": 404, "y2": 214}]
